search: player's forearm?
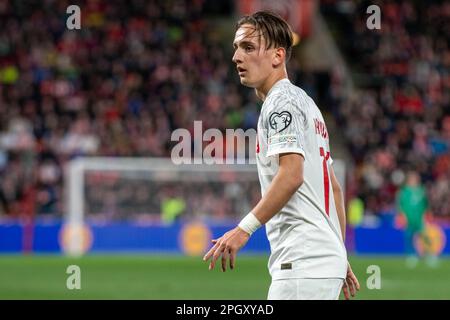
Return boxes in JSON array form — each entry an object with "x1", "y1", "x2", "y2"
[
  {"x1": 251, "y1": 167, "x2": 302, "y2": 225},
  {"x1": 333, "y1": 185, "x2": 346, "y2": 242}
]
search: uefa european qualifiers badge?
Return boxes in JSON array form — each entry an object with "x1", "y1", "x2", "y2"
[
  {"x1": 267, "y1": 111, "x2": 297, "y2": 147},
  {"x1": 259, "y1": 111, "x2": 294, "y2": 177},
  {"x1": 269, "y1": 111, "x2": 292, "y2": 133}
]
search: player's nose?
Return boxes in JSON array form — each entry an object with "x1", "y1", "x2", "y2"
[{"x1": 232, "y1": 49, "x2": 242, "y2": 64}]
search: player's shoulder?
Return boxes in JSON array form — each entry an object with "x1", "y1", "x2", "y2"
[
  {"x1": 264, "y1": 81, "x2": 310, "y2": 115},
  {"x1": 267, "y1": 79, "x2": 302, "y2": 99}
]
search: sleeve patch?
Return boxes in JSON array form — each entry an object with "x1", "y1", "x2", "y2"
[
  {"x1": 268, "y1": 134, "x2": 298, "y2": 145},
  {"x1": 269, "y1": 111, "x2": 292, "y2": 133}
]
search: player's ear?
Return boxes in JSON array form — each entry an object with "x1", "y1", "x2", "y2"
[{"x1": 272, "y1": 47, "x2": 286, "y2": 67}]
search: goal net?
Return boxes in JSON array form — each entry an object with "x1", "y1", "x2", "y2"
[
  {"x1": 63, "y1": 157, "x2": 260, "y2": 255},
  {"x1": 63, "y1": 157, "x2": 345, "y2": 256}
]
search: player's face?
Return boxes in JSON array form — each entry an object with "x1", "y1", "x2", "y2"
[{"x1": 232, "y1": 24, "x2": 276, "y2": 89}]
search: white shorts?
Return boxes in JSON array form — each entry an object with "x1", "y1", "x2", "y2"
[{"x1": 267, "y1": 278, "x2": 344, "y2": 300}]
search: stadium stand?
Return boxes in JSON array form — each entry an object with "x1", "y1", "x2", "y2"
[
  {"x1": 0, "y1": 0, "x2": 448, "y2": 223},
  {"x1": 321, "y1": 0, "x2": 449, "y2": 219}
]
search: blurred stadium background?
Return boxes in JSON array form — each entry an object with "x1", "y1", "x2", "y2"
[{"x1": 0, "y1": 0, "x2": 449, "y2": 299}]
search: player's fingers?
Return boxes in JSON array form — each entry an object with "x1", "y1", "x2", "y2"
[
  {"x1": 348, "y1": 278, "x2": 356, "y2": 297},
  {"x1": 230, "y1": 248, "x2": 236, "y2": 270},
  {"x1": 210, "y1": 243, "x2": 225, "y2": 270},
  {"x1": 203, "y1": 244, "x2": 217, "y2": 262},
  {"x1": 221, "y1": 248, "x2": 229, "y2": 272},
  {"x1": 353, "y1": 273, "x2": 360, "y2": 290},
  {"x1": 209, "y1": 256, "x2": 216, "y2": 270},
  {"x1": 203, "y1": 248, "x2": 213, "y2": 262},
  {"x1": 347, "y1": 269, "x2": 359, "y2": 289},
  {"x1": 352, "y1": 276, "x2": 359, "y2": 296},
  {"x1": 342, "y1": 282, "x2": 350, "y2": 300},
  {"x1": 203, "y1": 238, "x2": 221, "y2": 261}
]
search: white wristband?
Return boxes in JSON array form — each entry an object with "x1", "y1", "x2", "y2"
[{"x1": 238, "y1": 212, "x2": 262, "y2": 235}]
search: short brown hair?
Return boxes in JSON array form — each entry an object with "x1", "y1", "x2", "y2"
[{"x1": 236, "y1": 11, "x2": 294, "y2": 61}]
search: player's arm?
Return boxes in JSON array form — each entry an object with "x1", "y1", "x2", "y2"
[
  {"x1": 330, "y1": 166, "x2": 360, "y2": 299},
  {"x1": 250, "y1": 152, "x2": 304, "y2": 223},
  {"x1": 203, "y1": 153, "x2": 304, "y2": 271},
  {"x1": 330, "y1": 166, "x2": 346, "y2": 241}
]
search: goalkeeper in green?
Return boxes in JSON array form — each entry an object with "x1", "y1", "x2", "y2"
[{"x1": 396, "y1": 171, "x2": 429, "y2": 268}]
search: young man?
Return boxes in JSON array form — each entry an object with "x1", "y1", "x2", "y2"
[
  {"x1": 203, "y1": 11, "x2": 359, "y2": 300},
  {"x1": 396, "y1": 171, "x2": 432, "y2": 268}
]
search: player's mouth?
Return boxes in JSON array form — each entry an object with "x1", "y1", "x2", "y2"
[{"x1": 237, "y1": 67, "x2": 247, "y2": 76}]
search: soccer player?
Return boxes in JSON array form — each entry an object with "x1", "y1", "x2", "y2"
[
  {"x1": 396, "y1": 171, "x2": 432, "y2": 268},
  {"x1": 203, "y1": 11, "x2": 359, "y2": 300}
]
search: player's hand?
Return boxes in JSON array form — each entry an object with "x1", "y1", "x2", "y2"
[
  {"x1": 342, "y1": 262, "x2": 360, "y2": 300},
  {"x1": 202, "y1": 226, "x2": 250, "y2": 272}
]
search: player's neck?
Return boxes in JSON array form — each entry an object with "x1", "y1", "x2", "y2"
[{"x1": 255, "y1": 70, "x2": 288, "y2": 101}]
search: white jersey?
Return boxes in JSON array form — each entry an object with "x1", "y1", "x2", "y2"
[{"x1": 256, "y1": 78, "x2": 347, "y2": 280}]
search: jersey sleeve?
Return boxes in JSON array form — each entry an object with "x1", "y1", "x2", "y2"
[{"x1": 264, "y1": 95, "x2": 307, "y2": 159}]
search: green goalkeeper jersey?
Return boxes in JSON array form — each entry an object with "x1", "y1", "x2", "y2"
[{"x1": 396, "y1": 185, "x2": 428, "y2": 231}]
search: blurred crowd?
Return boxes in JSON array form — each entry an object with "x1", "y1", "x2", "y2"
[
  {"x1": 322, "y1": 0, "x2": 450, "y2": 219},
  {"x1": 0, "y1": 0, "x2": 262, "y2": 219},
  {"x1": 0, "y1": 0, "x2": 448, "y2": 221}
]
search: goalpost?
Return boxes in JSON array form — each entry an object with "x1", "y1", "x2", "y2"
[
  {"x1": 63, "y1": 157, "x2": 345, "y2": 256},
  {"x1": 63, "y1": 157, "x2": 260, "y2": 256}
]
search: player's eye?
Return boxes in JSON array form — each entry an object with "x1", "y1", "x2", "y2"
[{"x1": 245, "y1": 45, "x2": 254, "y2": 52}]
